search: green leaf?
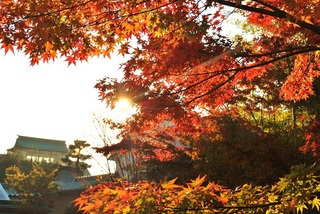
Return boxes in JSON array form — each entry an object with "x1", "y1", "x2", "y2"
[{"x1": 123, "y1": 206, "x2": 131, "y2": 213}]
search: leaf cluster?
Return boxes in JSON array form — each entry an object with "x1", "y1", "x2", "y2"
[
  {"x1": 5, "y1": 162, "x2": 59, "y2": 214},
  {"x1": 74, "y1": 164, "x2": 320, "y2": 214}
]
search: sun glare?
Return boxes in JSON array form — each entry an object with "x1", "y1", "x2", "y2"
[
  {"x1": 112, "y1": 98, "x2": 135, "y2": 122},
  {"x1": 115, "y1": 98, "x2": 132, "y2": 111}
]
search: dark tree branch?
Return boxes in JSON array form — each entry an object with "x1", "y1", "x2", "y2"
[
  {"x1": 157, "y1": 201, "x2": 281, "y2": 213},
  {"x1": 236, "y1": 46, "x2": 320, "y2": 58},
  {"x1": 185, "y1": 70, "x2": 239, "y2": 104},
  {"x1": 178, "y1": 45, "x2": 319, "y2": 77},
  {"x1": 213, "y1": 0, "x2": 320, "y2": 35}
]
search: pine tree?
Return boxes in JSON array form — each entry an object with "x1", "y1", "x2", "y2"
[{"x1": 62, "y1": 140, "x2": 92, "y2": 173}]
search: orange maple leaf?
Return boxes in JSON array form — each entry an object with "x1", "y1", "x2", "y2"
[
  {"x1": 66, "y1": 56, "x2": 77, "y2": 66},
  {"x1": 1, "y1": 43, "x2": 14, "y2": 55}
]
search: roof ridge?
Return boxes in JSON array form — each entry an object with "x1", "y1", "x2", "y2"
[{"x1": 17, "y1": 135, "x2": 66, "y2": 143}]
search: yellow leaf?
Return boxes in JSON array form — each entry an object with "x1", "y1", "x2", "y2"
[
  {"x1": 44, "y1": 41, "x2": 54, "y2": 53},
  {"x1": 189, "y1": 175, "x2": 207, "y2": 187},
  {"x1": 161, "y1": 178, "x2": 182, "y2": 189},
  {"x1": 123, "y1": 206, "x2": 131, "y2": 213},
  {"x1": 81, "y1": 202, "x2": 96, "y2": 213},
  {"x1": 154, "y1": 31, "x2": 163, "y2": 37},
  {"x1": 296, "y1": 203, "x2": 307, "y2": 213},
  {"x1": 312, "y1": 197, "x2": 320, "y2": 210},
  {"x1": 268, "y1": 194, "x2": 278, "y2": 203}
]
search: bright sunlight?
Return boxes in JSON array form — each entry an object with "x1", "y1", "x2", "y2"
[{"x1": 112, "y1": 98, "x2": 136, "y2": 122}]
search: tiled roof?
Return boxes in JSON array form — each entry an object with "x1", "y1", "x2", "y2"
[
  {"x1": 13, "y1": 135, "x2": 68, "y2": 153},
  {"x1": 56, "y1": 166, "x2": 111, "y2": 192},
  {"x1": 57, "y1": 176, "x2": 100, "y2": 192}
]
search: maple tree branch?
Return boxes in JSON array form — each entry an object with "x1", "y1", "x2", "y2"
[
  {"x1": 212, "y1": 0, "x2": 276, "y2": 17},
  {"x1": 252, "y1": 0, "x2": 320, "y2": 34},
  {"x1": 212, "y1": 0, "x2": 320, "y2": 35},
  {"x1": 147, "y1": 43, "x2": 318, "y2": 108},
  {"x1": 252, "y1": 0, "x2": 290, "y2": 15},
  {"x1": 236, "y1": 46, "x2": 320, "y2": 58},
  {"x1": 160, "y1": 69, "x2": 230, "y2": 96},
  {"x1": 159, "y1": 44, "x2": 319, "y2": 105},
  {"x1": 185, "y1": 70, "x2": 239, "y2": 104},
  {"x1": 221, "y1": 201, "x2": 281, "y2": 210},
  {"x1": 183, "y1": 45, "x2": 320, "y2": 77},
  {"x1": 168, "y1": 49, "x2": 235, "y2": 78},
  {"x1": 231, "y1": 47, "x2": 320, "y2": 73},
  {"x1": 158, "y1": 201, "x2": 281, "y2": 213}
]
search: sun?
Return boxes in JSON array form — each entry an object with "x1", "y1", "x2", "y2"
[
  {"x1": 115, "y1": 98, "x2": 132, "y2": 112},
  {"x1": 112, "y1": 98, "x2": 135, "y2": 122}
]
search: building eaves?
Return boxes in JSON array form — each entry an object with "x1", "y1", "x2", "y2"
[{"x1": 14, "y1": 135, "x2": 68, "y2": 153}]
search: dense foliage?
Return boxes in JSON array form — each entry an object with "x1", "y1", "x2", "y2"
[
  {"x1": 75, "y1": 164, "x2": 320, "y2": 213},
  {"x1": 1, "y1": 0, "x2": 320, "y2": 213}
]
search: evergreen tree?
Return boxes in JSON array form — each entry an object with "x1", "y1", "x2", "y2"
[{"x1": 62, "y1": 140, "x2": 92, "y2": 173}]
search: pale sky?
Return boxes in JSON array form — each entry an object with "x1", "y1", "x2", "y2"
[{"x1": 0, "y1": 50, "x2": 127, "y2": 174}]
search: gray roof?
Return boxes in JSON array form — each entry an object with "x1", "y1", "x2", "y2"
[
  {"x1": 56, "y1": 166, "x2": 112, "y2": 192},
  {"x1": 58, "y1": 176, "x2": 100, "y2": 192},
  {"x1": 13, "y1": 135, "x2": 68, "y2": 153},
  {"x1": 56, "y1": 166, "x2": 104, "y2": 192},
  {"x1": 0, "y1": 183, "x2": 19, "y2": 197},
  {"x1": 0, "y1": 183, "x2": 10, "y2": 200}
]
